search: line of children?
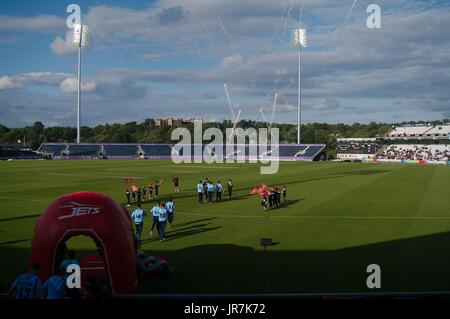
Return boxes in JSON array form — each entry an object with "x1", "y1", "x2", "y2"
[
  {"x1": 125, "y1": 179, "x2": 163, "y2": 207},
  {"x1": 260, "y1": 185, "x2": 287, "y2": 211}
]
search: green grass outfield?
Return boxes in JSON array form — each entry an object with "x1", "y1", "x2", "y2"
[{"x1": 0, "y1": 159, "x2": 449, "y2": 294}]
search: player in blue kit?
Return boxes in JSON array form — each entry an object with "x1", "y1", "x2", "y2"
[
  {"x1": 60, "y1": 249, "x2": 79, "y2": 272},
  {"x1": 150, "y1": 202, "x2": 160, "y2": 236},
  {"x1": 197, "y1": 180, "x2": 204, "y2": 203},
  {"x1": 207, "y1": 181, "x2": 214, "y2": 204},
  {"x1": 158, "y1": 202, "x2": 168, "y2": 241},
  {"x1": 41, "y1": 268, "x2": 66, "y2": 299},
  {"x1": 8, "y1": 262, "x2": 42, "y2": 299},
  {"x1": 131, "y1": 205, "x2": 146, "y2": 248},
  {"x1": 215, "y1": 181, "x2": 223, "y2": 202},
  {"x1": 165, "y1": 199, "x2": 175, "y2": 228}
]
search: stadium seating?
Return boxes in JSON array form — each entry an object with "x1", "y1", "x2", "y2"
[
  {"x1": 294, "y1": 145, "x2": 326, "y2": 159},
  {"x1": 38, "y1": 143, "x2": 67, "y2": 156},
  {"x1": 104, "y1": 144, "x2": 139, "y2": 157},
  {"x1": 377, "y1": 144, "x2": 450, "y2": 161},
  {"x1": 67, "y1": 144, "x2": 101, "y2": 156},
  {"x1": 140, "y1": 144, "x2": 173, "y2": 157},
  {"x1": 388, "y1": 125, "x2": 433, "y2": 137},
  {"x1": 0, "y1": 149, "x2": 43, "y2": 160},
  {"x1": 37, "y1": 143, "x2": 326, "y2": 161},
  {"x1": 423, "y1": 125, "x2": 450, "y2": 137}
]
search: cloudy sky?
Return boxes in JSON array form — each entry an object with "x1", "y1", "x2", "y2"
[{"x1": 0, "y1": 0, "x2": 449, "y2": 127}]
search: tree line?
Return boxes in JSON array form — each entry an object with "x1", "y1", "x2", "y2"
[{"x1": 0, "y1": 119, "x2": 448, "y2": 153}]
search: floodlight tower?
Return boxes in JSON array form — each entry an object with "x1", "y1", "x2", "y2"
[
  {"x1": 73, "y1": 24, "x2": 89, "y2": 143},
  {"x1": 291, "y1": 27, "x2": 307, "y2": 144}
]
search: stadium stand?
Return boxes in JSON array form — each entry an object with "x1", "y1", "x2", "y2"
[
  {"x1": 387, "y1": 125, "x2": 433, "y2": 137},
  {"x1": 0, "y1": 146, "x2": 43, "y2": 160},
  {"x1": 372, "y1": 123, "x2": 450, "y2": 164},
  {"x1": 281, "y1": 144, "x2": 325, "y2": 160},
  {"x1": 376, "y1": 144, "x2": 449, "y2": 161},
  {"x1": 37, "y1": 143, "x2": 67, "y2": 156},
  {"x1": 140, "y1": 144, "x2": 173, "y2": 158},
  {"x1": 37, "y1": 143, "x2": 326, "y2": 161},
  {"x1": 66, "y1": 144, "x2": 101, "y2": 156},
  {"x1": 423, "y1": 124, "x2": 450, "y2": 137},
  {"x1": 103, "y1": 144, "x2": 139, "y2": 158},
  {"x1": 336, "y1": 138, "x2": 382, "y2": 161}
]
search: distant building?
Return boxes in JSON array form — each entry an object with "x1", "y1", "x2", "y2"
[{"x1": 154, "y1": 117, "x2": 202, "y2": 127}]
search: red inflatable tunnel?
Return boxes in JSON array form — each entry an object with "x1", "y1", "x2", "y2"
[{"x1": 30, "y1": 191, "x2": 137, "y2": 295}]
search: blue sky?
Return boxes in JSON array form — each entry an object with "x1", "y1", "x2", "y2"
[{"x1": 0, "y1": 0, "x2": 449, "y2": 127}]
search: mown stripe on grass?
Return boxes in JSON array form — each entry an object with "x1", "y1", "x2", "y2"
[{"x1": 176, "y1": 211, "x2": 450, "y2": 220}]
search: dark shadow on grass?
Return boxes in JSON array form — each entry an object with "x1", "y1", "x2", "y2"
[
  {"x1": 171, "y1": 217, "x2": 217, "y2": 228},
  {"x1": 138, "y1": 231, "x2": 450, "y2": 294},
  {"x1": 334, "y1": 169, "x2": 391, "y2": 176},
  {"x1": 168, "y1": 223, "x2": 211, "y2": 233},
  {"x1": 267, "y1": 198, "x2": 304, "y2": 209},
  {"x1": 0, "y1": 239, "x2": 32, "y2": 246},
  {"x1": 163, "y1": 226, "x2": 221, "y2": 242},
  {"x1": 141, "y1": 221, "x2": 221, "y2": 244},
  {"x1": 0, "y1": 214, "x2": 41, "y2": 223},
  {"x1": 3, "y1": 230, "x2": 450, "y2": 295}
]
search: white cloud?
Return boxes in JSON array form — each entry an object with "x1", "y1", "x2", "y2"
[
  {"x1": 0, "y1": 14, "x2": 64, "y2": 32},
  {"x1": 59, "y1": 78, "x2": 97, "y2": 93},
  {"x1": 0, "y1": 76, "x2": 23, "y2": 90},
  {"x1": 1, "y1": 0, "x2": 449, "y2": 124},
  {"x1": 0, "y1": 72, "x2": 71, "y2": 90},
  {"x1": 220, "y1": 54, "x2": 244, "y2": 68},
  {"x1": 304, "y1": 98, "x2": 340, "y2": 111},
  {"x1": 50, "y1": 30, "x2": 78, "y2": 55},
  {"x1": 140, "y1": 53, "x2": 161, "y2": 60}
]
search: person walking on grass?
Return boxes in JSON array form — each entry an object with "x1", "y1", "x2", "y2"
[
  {"x1": 148, "y1": 182, "x2": 154, "y2": 199},
  {"x1": 142, "y1": 185, "x2": 147, "y2": 202},
  {"x1": 203, "y1": 178, "x2": 209, "y2": 203},
  {"x1": 158, "y1": 202, "x2": 168, "y2": 241},
  {"x1": 131, "y1": 189, "x2": 136, "y2": 205},
  {"x1": 136, "y1": 187, "x2": 142, "y2": 207},
  {"x1": 8, "y1": 262, "x2": 42, "y2": 299},
  {"x1": 165, "y1": 199, "x2": 175, "y2": 228},
  {"x1": 125, "y1": 188, "x2": 130, "y2": 207},
  {"x1": 268, "y1": 187, "x2": 274, "y2": 209},
  {"x1": 227, "y1": 179, "x2": 233, "y2": 199},
  {"x1": 197, "y1": 180, "x2": 204, "y2": 204},
  {"x1": 154, "y1": 180, "x2": 160, "y2": 197},
  {"x1": 207, "y1": 181, "x2": 214, "y2": 204},
  {"x1": 173, "y1": 175, "x2": 180, "y2": 193},
  {"x1": 131, "y1": 205, "x2": 146, "y2": 248},
  {"x1": 276, "y1": 187, "x2": 282, "y2": 206},
  {"x1": 261, "y1": 194, "x2": 268, "y2": 211},
  {"x1": 41, "y1": 268, "x2": 66, "y2": 299},
  {"x1": 215, "y1": 181, "x2": 223, "y2": 202},
  {"x1": 150, "y1": 202, "x2": 160, "y2": 236}
]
